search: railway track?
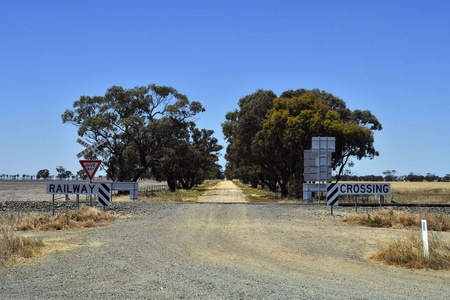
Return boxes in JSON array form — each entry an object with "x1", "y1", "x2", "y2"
[{"x1": 338, "y1": 203, "x2": 450, "y2": 208}]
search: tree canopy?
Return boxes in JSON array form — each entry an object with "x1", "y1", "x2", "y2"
[
  {"x1": 36, "y1": 169, "x2": 50, "y2": 180},
  {"x1": 56, "y1": 166, "x2": 72, "y2": 180},
  {"x1": 222, "y1": 89, "x2": 276, "y2": 187},
  {"x1": 222, "y1": 88, "x2": 382, "y2": 197},
  {"x1": 62, "y1": 84, "x2": 222, "y2": 188}
]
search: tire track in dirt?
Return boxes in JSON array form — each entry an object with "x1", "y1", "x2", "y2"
[{"x1": 197, "y1": 180, "x2": 246, "y2": 203}]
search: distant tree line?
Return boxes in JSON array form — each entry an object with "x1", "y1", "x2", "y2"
[
  {"x1": 340, "y1": 170, "x2": 450, "y2": 182},
  {"x1": 3, "y1": 169, "x2": 448, "y2": 183},
  {"x1": 1, "y1": 166, "x2": 92, "y2": 180}
]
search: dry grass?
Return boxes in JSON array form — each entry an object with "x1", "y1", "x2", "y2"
[
  {"x1": 387, "y1": 181, "x2": 449, "y2": 204},
  {"x1": 9, "y1": 207, "x2": 117, "y2": 231},
  {"x1": 370, "y1": 232, "x2": 450, "y2": 270},
  {"x1": 232, "y1": 180, "x2": 283, "y2": 202},
  {"x1": 343, "y1": 209, "x2": 450, "y2": 231},
  {"x1": 0, "y1": 207, "x2": 116, "y2": 266},
  {"x1": 346, "y1": 209, "x2": 450, "y2": 270},
  {"x1": 390, "y1": 181, "x2": 450, "y2": 193},
  {"x1": 140, "y1": 180, "x2": 222, "y2": 202},
  {"x1": 0, "y1": 227, "x2": 44, "y2": 267},
  {"x1": 338, "y1": 181, "x2": 450, "y2": 204}
]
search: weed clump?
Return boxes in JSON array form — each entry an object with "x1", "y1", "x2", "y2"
[
  {"x1": 0, "y1": 226, "x2": 44, "y2": 267},
  {"x1": 0, "y1": 207, "x2": 116, "y2": 266},
  {"x1": 9, "y1": 207, "x2": 117, "y2": 231},
  {"x1": 343, "y1": 209, "x2": 450, "y2": 231},
  {"x1": 370, "y1": 233, "x2": 450, "y2": 270}
]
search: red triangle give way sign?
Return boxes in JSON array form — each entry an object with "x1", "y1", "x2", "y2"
[{"x1": 79, "y1": 160, "x2": 102, "y2": 180}]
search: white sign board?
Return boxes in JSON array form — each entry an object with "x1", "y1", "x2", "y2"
[
  {"x1": 46, "y1": 183, "x2": 97, "y2": 195},
  {"x1": 337, "y1": 183, "x2": 391, "y2": 195},
  {"x1": 46, "y1": 183, "x2": 111, "y2": 207},
  {"x1": 326, "y1": 183, "x2": 391, "y2": 206}
]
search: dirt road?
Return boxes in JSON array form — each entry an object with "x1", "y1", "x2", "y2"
[
  {"x1": 197, "y1": 180, "x2": 246, "y2": 202},
  {"x1": 1, "y1": 181, "x2": 449, "y2": 299}
]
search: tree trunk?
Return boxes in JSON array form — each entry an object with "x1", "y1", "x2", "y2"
[
  {"x1": 167, "y1": 176, "x2": 177, "y2": 192},
  {"x1": 280, "y1": 181, "x2": 288, "y2": 198}
]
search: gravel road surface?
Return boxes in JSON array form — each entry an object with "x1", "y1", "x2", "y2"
[
  {"x1": 1, "y1": 181, "x2": 449, "y2": 299},
  {"x1": 198, "y1": 180, "x2": 245, "y2": 203}
]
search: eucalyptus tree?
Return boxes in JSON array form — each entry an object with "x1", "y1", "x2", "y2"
[
  {"x1": 222, "y1": 89, "x2": 276, "y2": 187},
  {"x1": 62, "y1": 84, "x2": 205, "y2": 182},
  {"x1": 154, "y1": 125, "x2": 223, "y2": 191},
  {"x1": 223, "y1": 88, "x2": 382, "y2": 198},
  {"x1": 36, "y1": 169, "x2": 50, "y2": 180}
]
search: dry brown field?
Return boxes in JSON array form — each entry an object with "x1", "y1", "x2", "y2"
[
  {"x1": 387, "y1": 181, "x2": 449, "y2": 204},
  {"x1": 338, "y1": 181, "x2": 450, "y2": 204}
]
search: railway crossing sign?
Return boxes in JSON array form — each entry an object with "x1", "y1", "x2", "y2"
[
  {"x1": 79, "y1": 160, "x2": 102, "y2": 180},
  {"x1": 46, "y1": 183, "x2": 97, "y2": 195},
  {"x1": 46, "y1": 182, "x2": 111, "y2": 207},
  {"x1": 76, "y1": 138, "x2": 108, "y2": 159},
  {"x1": 326, "y1": 183, "x2": 391, "y2": 206}
]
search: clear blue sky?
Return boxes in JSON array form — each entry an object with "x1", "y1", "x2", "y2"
[{"x1": 1, "y1": 0, "x2": 449, "y2": 178}]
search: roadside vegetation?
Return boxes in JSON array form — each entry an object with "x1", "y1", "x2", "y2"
[
  {"x1": 139, "y1": 180, "x2": 222, "y2": 202},
  {"x1": 0, "y1": 207, "x2": 116, "y2": 266},
  {"x1": 343, "y1": 209, "x2": 450, "y2": 270},
  {"x1": 0, "y1": 226, "x2": 44, "y2": 267},
  {"x1": 370, "y1": 233, "x2": 450, "y2": 270},
  {"x1": 233, "y1": 180, "x2": 282, "y2": 202},
  {"x1": 5, "y1": 207, "x2": 116, "y2": 231},
  {"x1": 343, "y1": 209, "x2": 450, "y2": 231}
]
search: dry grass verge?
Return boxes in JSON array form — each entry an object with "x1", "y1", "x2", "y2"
[
  {"x1": 343, "y1": 209, "x2": 450, "y2": 270},
  {"x1": 1, "y1": 207, "x2": 116, "y2": 266},
  {"x1": 343, "y1": 209, "x2": 450, "y2": 231},
  {"x1": 5, "y1": 206, "x2": 117, "y2": 231},
  {"x1": 370, "y1": 232, "x2": 450, "y2": 270},
  {"x1": 0, "y1": 227, "x2": 44, "y2": 267}
]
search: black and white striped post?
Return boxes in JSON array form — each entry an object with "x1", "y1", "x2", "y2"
[
  {"x1": 327, "y1": 183, "x2": 339, "y2": 215},
  {"x1": 97, "y1": 183, "x2": 111, "y2": 208}
]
